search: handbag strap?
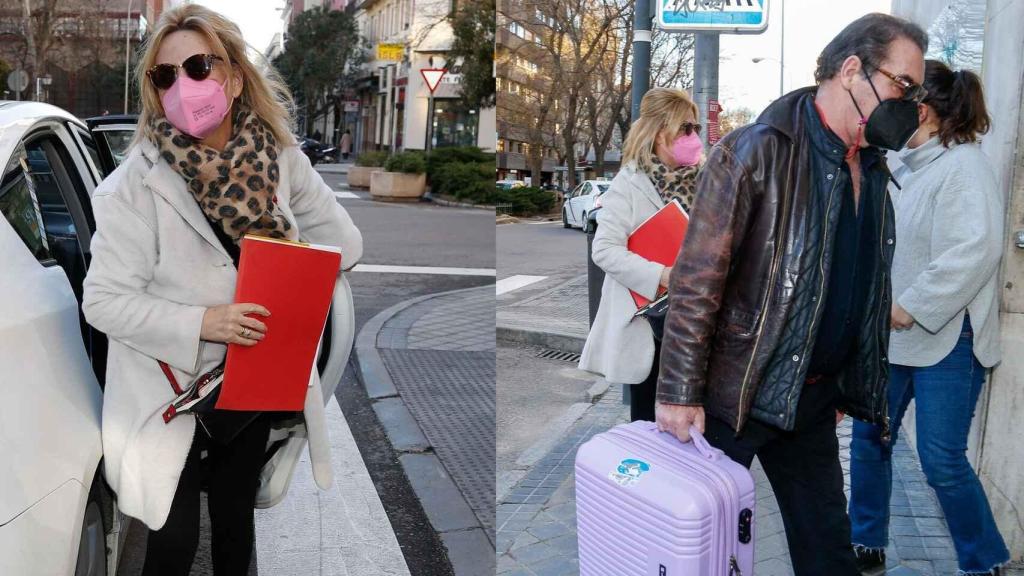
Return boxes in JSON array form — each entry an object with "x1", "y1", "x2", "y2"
[{"x1": 158, "y1": 361, "x2": 183, "y2": 424}]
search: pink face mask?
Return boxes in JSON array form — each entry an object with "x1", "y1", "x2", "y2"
[
  {"x1": 671, "y1": 132, "x2": 703, "y2": 167},
  {"x1": 161, "y1": 75, "x2": 231, "y2": 139}
]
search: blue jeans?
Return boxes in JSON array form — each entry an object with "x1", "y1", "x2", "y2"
[{"x1": 849, "y1": 317, "x2": 1009, "y2": 573}]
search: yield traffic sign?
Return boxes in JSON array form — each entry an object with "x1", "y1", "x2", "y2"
[{"x1": 421, "y1": 69, "x2": 447, "y2": 94}]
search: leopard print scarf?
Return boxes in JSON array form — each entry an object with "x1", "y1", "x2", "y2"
[
  {"x1": 647, "y1": 157, "x2": 700, "y2": 212},
  {"x1": 150, "y1": 106, "x2": 297, "y2": 243}
]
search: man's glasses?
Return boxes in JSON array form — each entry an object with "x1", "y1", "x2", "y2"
[
  {"x1": 147, "y1": 53, "x2": 224, "y2": 90},
  {"x1": 875, "y1": 66, "x2": 928, "y2": 104}
]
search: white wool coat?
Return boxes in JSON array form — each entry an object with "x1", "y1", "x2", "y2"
[
  {"x1": 82, "y1": 137, "x2": 363, "y2": 530},
  {"x1": 579, "y1": 164, "x2": 666, "y2": 384}
]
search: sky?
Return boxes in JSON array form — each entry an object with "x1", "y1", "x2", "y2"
[
  {"x1": 180, "y1": 0, "x2": 894, "y2": 119},
  {"x1": 178, "y1": 0, "x2": 288, "y2": 54},
  {"x1": 715, "y1": 0, "x2": 892, "y2": 117}
]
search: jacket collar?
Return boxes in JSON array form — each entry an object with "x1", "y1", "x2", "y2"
[
  {"x1": 758, "y1": 86, "x2": 885, "y2": 170},
  {"x1": 898, "y1": 136, "x2": 947, "y2": 172},
  {"x1": 139, "y1": 138, "x2": 231, "y2": 260},
  {"x1": 622, "y1": 162, "x2": 665, "y2": 211}
]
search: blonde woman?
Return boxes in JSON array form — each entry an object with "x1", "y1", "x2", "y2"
[
  {"x1": 579, "y1": 88, "x2": 703, "y2": 422},
  {"x1": 81, "y1": 5, "x2": 362, "y2": 574}
]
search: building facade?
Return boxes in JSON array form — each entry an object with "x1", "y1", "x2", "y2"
[
  {"x1": 351, "y1": 0, "x2": 496, "y2": 155},
  {"x1": 0, "y1": 0, "x2": 166, "y2": 118}
]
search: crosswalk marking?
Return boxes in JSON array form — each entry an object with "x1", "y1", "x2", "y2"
[
  {"x1": 351, "y1": 264, "x2": 496, "y2": 276},
  {"x1": 495, "y1": 275, "x2": 547, "y2": 295},
  {"x1": 334, "y1": 191, "x2": 361, "y2": 199}
]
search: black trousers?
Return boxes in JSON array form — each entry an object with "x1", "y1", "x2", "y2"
[
  {"x1": 141, "y1": 414, "x2": 272, "y2": 576},
  {"x1": 629, "y1": 340, "x2": 660, "y2": 422},
  {"x1": 703, "y1": 377, "x2": 860, "y2": 576}
]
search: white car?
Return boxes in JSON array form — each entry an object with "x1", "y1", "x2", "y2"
[
  {"x1": 495, "y1": 179, "x2": 526, "y2": 190},
  {"x1": 562, "y1": 180, "x2": 610, "y2": 232},
  {"x1": 0, "y1": 101, "x2": 356, "y2": 576}
]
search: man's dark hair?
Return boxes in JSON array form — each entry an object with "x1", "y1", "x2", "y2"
[{"x1": 814, "y1": 13, "x2": 929, "y2": 83}]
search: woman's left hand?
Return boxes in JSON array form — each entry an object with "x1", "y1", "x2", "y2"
[
  {"x1": 891, "y1": 304, "x2": 915, "y2": 331},
  {"x1": 659, "y1": 267, "x2": 671, "y2": 289}
]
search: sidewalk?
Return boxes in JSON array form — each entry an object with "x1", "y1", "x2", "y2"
[
  {"x1": 254, "y1": 396, "x2": 411, "y2": 575},
  {"x1": 355, "y1": 285, "x2": 496, "y2": 576},
  {"x1": 496, "y1": 276, "x2": 964, "y2": 576},
  {"x1": 497, "y1": 274, "x2": 589, "y2": 354},
  {"x1": 314, "y1": 161, "x2": 354, "y2": 175}
]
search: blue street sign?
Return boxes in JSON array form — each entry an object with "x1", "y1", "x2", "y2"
[{"x1": 658, "y1": 0, "x2": 770, "y2": 33}]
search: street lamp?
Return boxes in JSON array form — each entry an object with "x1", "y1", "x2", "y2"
[
  {"x1": 752, "y1": 57, "x2": 785, "y2": 98},
  {"x1": 124, "y1": 0, "x2": 134, "y2": 114},
  {"x1": 752, "y1": 0, "x2": 785, "y2": 98}
]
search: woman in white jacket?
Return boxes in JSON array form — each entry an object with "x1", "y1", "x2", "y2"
[
  {"x1": 579, "y1": 88, "x2": 703, "y2": 421},
  {"x1": 81, "y1": 5, "x2": 362, "y2": 575}
]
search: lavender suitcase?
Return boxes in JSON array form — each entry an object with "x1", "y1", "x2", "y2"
[{"x1": 575, "y1": 421, "x2": 756, "y2": 576}]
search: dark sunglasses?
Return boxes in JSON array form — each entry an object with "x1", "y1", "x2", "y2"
[
  {"x1": 147, "y1": 53, "x2": 224, "y2": 90},
  {"x1": 875, "y1": 66, "x2": 928, "y2": 104},
  {"x1": 679, "y1": 122, "x2": 702, "y2": 136}
]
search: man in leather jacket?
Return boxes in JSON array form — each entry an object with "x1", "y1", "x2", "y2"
[{"x1": 655, "y1": 14, "x2": 928, "y2": 576}]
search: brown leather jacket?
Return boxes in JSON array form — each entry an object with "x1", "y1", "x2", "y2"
[{"x1": 656, "y1": 88, "x2": 894, "y2": 436}]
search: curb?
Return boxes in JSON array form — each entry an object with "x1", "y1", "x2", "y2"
[
  {"x1": 423, "y1": 192, "x2": 495, "y2": 211},
  {"x1": 495, "y1": 326, "x2": 585, "y2": 354},
  {"x1": 313, "y1": 163, "x2": 352, "y2": 174},
  {"x1": 352, "y1": 285, "x2": 497, "y2": 574}
]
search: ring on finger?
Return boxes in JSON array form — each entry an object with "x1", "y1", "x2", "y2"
[{"x1": 240, "y1": 327, "x2": 251, "y2": 339}]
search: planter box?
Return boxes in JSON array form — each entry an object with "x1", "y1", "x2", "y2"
[
  {"x1": 347, "y1": 165, "x2": 380, "y2": 188},
  {"x1": 370, "y1": 171, "x2": 427, "y2": 201}
]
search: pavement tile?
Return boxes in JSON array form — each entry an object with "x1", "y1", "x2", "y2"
[
  {"x1": 441, "y1": 529, "x2": 497, "y2": 576},
  {"x1": 399, "y1": 453, "x2": 480, "y2": 532},
  {"x1": 511, "y1": 541, "x2": 560, "y2": 565},
  {"x1": 526, "y1": 554, "x2": 579, "y2": 576}
]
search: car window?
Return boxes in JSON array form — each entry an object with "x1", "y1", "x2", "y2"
[
  {"x1": 74, "y1": 126, "x2": 105, "y2": 180},
  {"x1": 98, "y1": 130, "x2": 133, "y2": 169},
  {"x1": 595, "y1": 183, "x2": 609, "y2": 195},
  {"x1": 0, "y1": 148, "x2": 51, "y2": 263}
]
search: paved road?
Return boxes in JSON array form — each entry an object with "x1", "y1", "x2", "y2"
[
  {"x1": 116, "y1": 168, "x2": 495, "y2": 575},
  {"x1": 496, "y1": 221, "x2": 587, "y2": 305}
]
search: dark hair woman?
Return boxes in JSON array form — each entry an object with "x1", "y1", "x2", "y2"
[{"x1": 848, "y1": 60, "x2": 1008, "y2": 576}]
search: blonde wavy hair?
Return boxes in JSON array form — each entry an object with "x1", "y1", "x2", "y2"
[
  {"x1": 621, "y1": 88, "x2": 700, "y2": 173},
  {"x1": 130, "y1": 3, "x2": 296, "y2": 149}
]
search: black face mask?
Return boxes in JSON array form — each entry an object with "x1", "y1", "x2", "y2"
[{"x1": 848, "y1": 71, "x2": 920, "y2": 151}]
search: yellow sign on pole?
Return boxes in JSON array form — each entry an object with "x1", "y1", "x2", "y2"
[{"x1": 377, "y1": 43, "x2": 404, "y2": 62}]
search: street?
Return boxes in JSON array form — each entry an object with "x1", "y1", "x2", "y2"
[{"x1": 115, "y1": 165, "x2": 495, "y2": 576}]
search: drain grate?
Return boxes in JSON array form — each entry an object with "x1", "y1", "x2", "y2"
[{"x1": 537, "y1": 349, "x2": 582, "y2": 363}]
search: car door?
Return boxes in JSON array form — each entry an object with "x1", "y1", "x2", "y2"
[
  {"x1": 84, "y1": 115, "x2": 139, "y2": 177},
  {"x1": 0, "y1": 128, "x2": 105, "y2": 575},
  {"x1": 569, "y1": 183, "x2": 589, "y2": 226}
]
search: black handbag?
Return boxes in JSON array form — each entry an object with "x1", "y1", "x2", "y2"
[
  {"x1": 637, "y1": 294, "x2": 670, "y2": 342},
  {"x1": 159, "y1": 360, "x2": 260, "y2": 444}
]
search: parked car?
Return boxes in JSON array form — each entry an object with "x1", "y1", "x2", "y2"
[
  {"x1": 299, "y1": 137, "x2": 337, "y2": 165},
  {"x1": 0, "y1": 101, "x2": 357, "y2": 575},
  {"x1": 562, "y1": 180, "x2": 610, "y2": 233},
  {"x1": 495, "y1": 179, "x2": 527, "y2": 190}
]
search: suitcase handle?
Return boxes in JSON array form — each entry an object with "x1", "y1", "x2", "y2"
[{"x1": 688, "y1": 425, "x2": 723, "y2": 462}]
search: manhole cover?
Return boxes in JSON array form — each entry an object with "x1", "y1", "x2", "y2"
[{"x1": 536, "y1": 349, "x2": 581, "y2": 363}]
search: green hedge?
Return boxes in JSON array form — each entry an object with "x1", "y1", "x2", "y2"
[
  {"x1": 384, "y1": 151, "x2": 427, "y2": 174},
  {"x1": 427, "y1": 146, "x2": 496, "y2": 204},
  {"x1": 356, "y1": 151, "x2": 389, "y2": 167},
  {"x1": 491, "y1": 186, "x2": 556, "y2": 216}
]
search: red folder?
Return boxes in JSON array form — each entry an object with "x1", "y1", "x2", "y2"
[
  {"x1": 627, "y1": 200, "x2": 689, "y2": 309},
  {"x1": 217, "y1": 235, "x2": 342, "y2": 411}
]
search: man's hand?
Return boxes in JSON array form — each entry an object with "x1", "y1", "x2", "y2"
[
  {"x1": 891, "y1": 303, "x2": 914, "y2": 331},
  {"x1": 655, "y1": 402, "x2": 705, "y2": 443}
]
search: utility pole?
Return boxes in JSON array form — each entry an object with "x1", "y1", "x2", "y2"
[
  {"x1": 630, "y1": 0, "x2": 652, "y2": 122},
  {"x1": 693, "y1": 33, "x2": 720, "y2": 148}
]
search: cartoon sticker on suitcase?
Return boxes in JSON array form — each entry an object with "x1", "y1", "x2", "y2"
[{"x1": 609, "y1": 458, "x2": 650, "y2": 487}]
